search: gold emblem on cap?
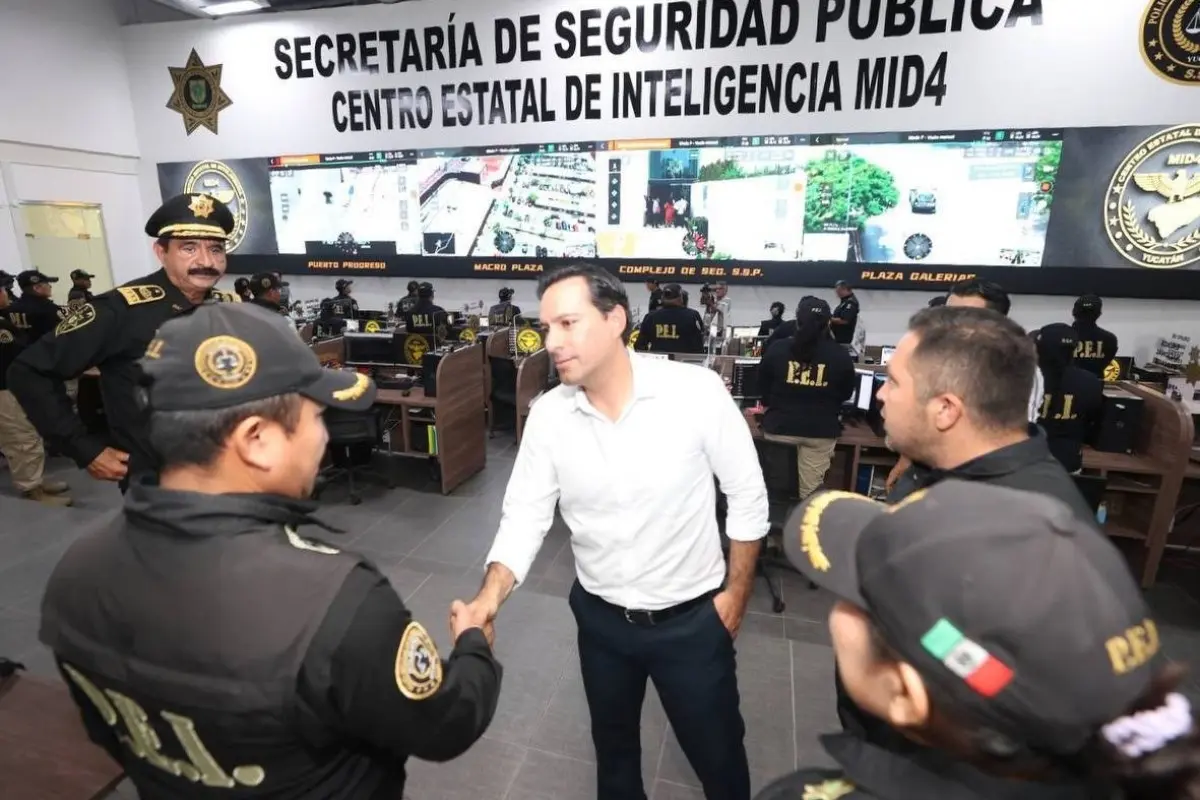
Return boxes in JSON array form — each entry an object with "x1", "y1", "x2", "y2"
[
  {"x1": 516, "y1": 327, "x2": 543, "y2": 355},
  {"x1": 404, "y1": 333, "x2": 429, "y2": 366},
  {"x1": 195, "y1": 335, "x2": 257, "y2": 390},
  {"x1": 332, "y1": 372, "x2": 371, "y2": 402},
  {"x1": 1104, "y1": 124, "x2": 1200, "y2": 269},
  {"x1": 189, "y1": 194, "x2": 216, "y2": 219},
  {"x1": 394, "y1": 621, "x2": 443, "y2": 701}
]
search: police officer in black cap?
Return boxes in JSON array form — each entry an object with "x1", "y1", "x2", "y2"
[
  {"x1": 39, "y1": 303, "x2": 503, "y2": 800},
  {"x1": 249, "y1": 272, "x2": 287, "y2": 315},
  {"x1": 320, "y1": 278, "x2": 359, "y2": 321},
  {"x1": 633, "y1": 282, "x2": 704, "y2": 353},
  {"x1": 6, "y1": 270, "x2": 65, "y2": 342},
  {"x1": 67, "y1": 269, "x2": 95, "y2": 306},
  {"x1": 8, "y1": 192, "x2": 240, "y2": 490},
  {"x1": 1070, "y1": 294, "x2": 1119, "y2": 379},
  {"x1": 233, "y1": 277, "x2": 253, "y2": 303},
  {"x1": 397, "y1": 280, "x2": 420, "y2": 318},
  {"x1": 487, "y1": 287, "x2": 521, "y2": 327},
  {"x1": 405, "y1": 281, "x2": 447, "y2": 337},
  {"x1": 756, "y1": 481, "x2": 1197, "y2": 800}
]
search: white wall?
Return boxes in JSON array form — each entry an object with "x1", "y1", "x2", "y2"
[
  {"x1": 0, "y1": 0, "x2": 140, "y2": 158},
  {"x1": 0, "y1": 167, "x2": 25, "y2": 273}
]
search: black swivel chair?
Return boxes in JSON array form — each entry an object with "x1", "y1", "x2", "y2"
[
  {"x1": 314, "y1": 407, "x2": 393, "y2": 505},
  {"x1": 489, "y1": 357, "x2": 518, "y2": 437}
]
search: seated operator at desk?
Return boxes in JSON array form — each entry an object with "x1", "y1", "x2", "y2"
[
  {"x1": 757, "y1": 297, "x2": 856, "y2": 499},
  {"x1": 1033, "y1": 323, "x2": 1103, "y2": 474},
  {"x1": 405, "y1": 282, "x2": 447, "y2": 336}
]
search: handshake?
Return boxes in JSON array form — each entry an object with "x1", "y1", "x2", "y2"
[{"x1": 448, "y1": 598, "x2": 498, "y2": 647}]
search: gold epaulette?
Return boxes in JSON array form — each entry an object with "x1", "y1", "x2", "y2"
[
  {"x1": 207, "y1": 290, "x2": 241, "y2": 303},
  {"x1": 116, "y1": 285, "x2": 167, "y2": 306}
]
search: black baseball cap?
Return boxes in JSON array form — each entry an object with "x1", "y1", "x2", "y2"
[
  {"x1": 145, "y1": 193, "x2": 235, "y2": 241},
  {"x1": 140, "y1": 303, "x2": 376, "y2": 413},
  {"x1": 796, "y1": 295, "x2": 830, "y2": 319},
  {"x1": 661, "y1": 283, "x2": 683, "y2": 300},
  {"x1": 250, "y1": 272, "x2": 282, "y2": 296},
  {"x1": 70, "y1": 269, "x2": 95, "y2": 280},
  {"x1": 417, "y1": 281, "x2": 434, "y2": 298},
  {"x1": 0, "y1": 271, "x2": 13, "y2": 290},
  {"x1": 1034, "y1": 322, "x2": 1077, "y2": 352},
  {"x1": 1075, "y1": 294, "x2": 1103, "y2": 313},
  {"x1": 784, "y1": 481, "x2": 1159, "y2": 755},
  {"x1": 335, "y1": 279, "x2": 353, "y2": 292},
  {"x1": 18, "y1": 270, "x2": 58, "y2": 289}
]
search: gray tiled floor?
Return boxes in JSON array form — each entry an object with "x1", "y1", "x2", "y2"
[{"x1": 2, "y1": 435, "x2": 1199, "y2": 800}]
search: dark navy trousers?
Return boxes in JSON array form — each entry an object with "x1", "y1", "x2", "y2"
[{"x1": 568, "y1": 581, "x2": 751, "y2": 800}]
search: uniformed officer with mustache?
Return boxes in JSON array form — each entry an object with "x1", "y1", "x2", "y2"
[{"x1": 8, "y1": 192, "x2": 241, "y2": 492}]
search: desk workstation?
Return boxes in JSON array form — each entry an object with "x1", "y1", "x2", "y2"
[{"x1": 483, "y1": 324, "x2": 554, "y2": 442}]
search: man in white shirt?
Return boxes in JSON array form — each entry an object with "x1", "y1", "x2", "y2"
[{"x1": 456, "y1": 264, "x2": 769, "y2": 800}]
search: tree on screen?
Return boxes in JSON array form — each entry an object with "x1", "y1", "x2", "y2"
[
  {"x1": 697, "y1": 159, "x2": 797, "y2": 183},
  {"x1": 802, "y1": 151, "x2": 899, "y2": 233},
  {"x1": 1034, "y1": 144, "x2": 1061, "y2": 211}
]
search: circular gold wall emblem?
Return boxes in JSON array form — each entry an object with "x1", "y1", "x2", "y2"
[
  {"x1": 404, "y1": 333, "x2": 429, "y2": 365},
  {"x1": 515, "y1": 328, "x2": 543, "y2": 355},
  {"x1": 1140, "y1": 0, "x2": 1200, "y2": 85},
  {"x1": 459, "y1": 328, "x2": 477, "y2": 343},
  {"x1": 363, "y1": 320, "x2": 381, "y2": 333},
  {"x1": 627, "y1": 329, "x2": 640, "y2": 349},
  {"x1": 194, "y1": 335, "x2": 257, "y2": 389},
  {"x1": 183, "y1": 160, "x2": 249, "y2": 252},
  {"x1": 1104, "y1": 124, "x2": 1200, "y2": 269}
]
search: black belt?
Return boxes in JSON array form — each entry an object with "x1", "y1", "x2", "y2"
[{"x1": 597, "y1": 588, "x2": 718, "y2": 627}]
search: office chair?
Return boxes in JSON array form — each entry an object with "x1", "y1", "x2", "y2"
[
  {"x1": 314, "y1": 407, "x2": 393, "y2": 505},
  {"x1": 489, "y1": 357, "x2": 518, "y2": 437}
]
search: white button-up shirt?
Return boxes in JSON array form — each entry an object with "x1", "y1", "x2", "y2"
[{"x1": 485, "y1": 354, "x2": 769, "y2": 610}]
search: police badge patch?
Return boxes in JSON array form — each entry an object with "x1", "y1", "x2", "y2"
[
  {"x1": 395, "y1": 621, "x2": 443, "y2": 701},
  {"x1": 55, "y1": 303, "x2": 97, "y2": 337}
]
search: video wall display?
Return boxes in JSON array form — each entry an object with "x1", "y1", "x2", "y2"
[{"x1": 155, "y1": 122, "x2": 1200, "y2": 298}]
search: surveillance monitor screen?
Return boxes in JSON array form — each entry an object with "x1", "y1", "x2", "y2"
[
  {"x1": 855, "y1": 369, "x2": 875, "y2": 411},
  {"x1": 597, "y1": 136, "x2": 808, "y2": 261},
  {"x1": 269, "y1": 150, "x2": 422, "y2": 256},
  {"x1": 800, "y1": 129, "x2": 1062, "y2": 267},
  {"x1": 419, "y1": 143, "x2": 599, "y2": 258}
]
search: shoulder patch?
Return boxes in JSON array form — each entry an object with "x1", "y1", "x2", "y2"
[
  {"x1": 118, "y1": 285, "x2": 167, "y2": 306},
  {"x1": 802, "y1": 779, "x2": 856, "y2": 800},
  {"x1": 208, "y1": 289, "x2": 241, "y2": 303},
  {"x1": 55, "y1": 303, "x2": 98, "y2": 337},
  {"x1": 284, "y1": 526, "x2": 340, "y2": 555},
  {"x1": 0, "y1": 329, "x2": 13, "y2": 344},
  {"x1": 394, "y1": 621, "x2": 443, "y2": 701}
]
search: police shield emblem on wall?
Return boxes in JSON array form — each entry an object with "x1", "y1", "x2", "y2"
[{"x1": 167, "y1": 49, "x2": 233, "y2": 135}]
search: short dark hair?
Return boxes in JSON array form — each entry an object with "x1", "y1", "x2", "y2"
[
  {"x1": 906, "y1": 306, "x2": 1035, "y2": 431},
  {"x1": 149, "y1": 394, "x2": 304, "y2": 469},
  {"x1": 949, "y1": 279, "x2": 1010, "y2": 316},
  {"x1": 537, "y1": 263, "x2": 631, "y2": 337},
  {"x1": 928, "y1": 295, "x2": 947, "y2": 307}
]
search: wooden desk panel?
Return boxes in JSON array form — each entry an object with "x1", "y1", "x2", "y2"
[
  {"x1": 515, "y1": 349, "x2": 550, "y2": 445},
  {"x1": 0, "y1": 674, "x2": 123, "y2": 800}
]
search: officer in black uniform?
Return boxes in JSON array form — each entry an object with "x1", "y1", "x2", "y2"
[
  {"x1": 487, "y1": 287, "x2": 521, "y2": 327},
  {"x1": 396, "y1": 280, "x2": 420, "y2": 318},
  {"x1": 757, "y1": 301, "x2": 786, "y2": 337},
  {"x1": 646, "y1": 280, "x2": 663, "y2": 312},
  {"x1": 830, "y1": 280, "x2": 860, "y2": 345},
  {"x1": 405, "y1": 281, "x2": 447, "y2": 337},
  {"x1": 1070, "y1": 294, "x2": 1119, "y2": 379},
  {"x1": 39, "y1": 303, "x2": 503, "y2": 800},
  {"x1": 320, "y1": 278, "x2": 359, "y2": 321},
  {"x1": 275, "y1": 272, "x2": 291, "y2": 308},
  {"x1": 756, "y1": 481, "x2": 1188, "y2": 800},
  {"x1": 249, "y1": 272, "x2": 287, "y2": 314},
  {"x1": 1033, "y1": 323, "x2": 1104, "y2": 473},
  {"x1": 233, "y1": 277, "x2": 253, "y2": 303},
  {"x1": 67, "y1": 269, "x2": 95, "y2": 306},
  {"x1": 6, "y1": 270, "x2": 65, "y2": 341},
  {"x1": 633, "y1": 283, "x2": 704, "y2": 353},
  {"x1": 8, "y1": 192, "x2": 240, "y2": 490}
]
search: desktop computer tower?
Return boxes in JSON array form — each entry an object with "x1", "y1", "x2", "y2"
[{"x1": 1092, "y1": 387, "x2": 1144, "y2": 454}]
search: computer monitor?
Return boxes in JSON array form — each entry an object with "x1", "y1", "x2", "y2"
[
  {"x1": 359, "y1": 309, "x2": 388, "y2": 323},
  {"x1": 855, "y1": 369, "x2": 875, "y2": 412},
  {"x1": 730, "y1": 326, "x2": 760, "y2": 339},
  {"x1": 731, "y1": 359, "x2": 760, "y2": 399},
  {"x1": 344, "y1": 333, "x2": 397, "y2": 365},
  {"x1": 880, "y1": 346, "x2": 896, "y2": 365}
]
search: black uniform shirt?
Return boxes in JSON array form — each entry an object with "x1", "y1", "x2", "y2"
[
  {"x1": 1037, "y1": 366, "x2": 1104, "y2": 473},
  {"x1": 832, "y1": 294, "x2": 860, "y2": 344},
  {"x1": 1070, "y1": 322, "x2": 1119, "y2": 379},
  {"x1": 648, "y1": 288, "x2": 663, "y2": 312},
  {"x1": 250, "y1": 297, "x2": 286, "y2": 315},
  {"x1": 6, "y1": 269, "x2": 238, "y2": 472},
  {"x1": 43, "y1": 484, "x2": 502, "y2": 800},
  {"x1": 321, "y1": 295, "x2": 359, "y2": 320},
  {"x1": 68, "y1": 286, "x2": 94, "y2": 306},
  {"x1": 754, "y1": 734, "x2": 1093, "y2": 800},
  {"x1": 757, "y1": 316, "x2": 784, "y2": 337},
  {"x1": 634, "y1": 305, "x2": 705, "y2": 354},
  {"x1": 396, "y1": 294, "x2": 418, "y2": 317},
  {"x1": 765, "y1": 319, "x2": 796, "y2": 350},
  {"x1": 758, "y1": 336, "x2": 856, "y2": 439},
  {"x1": 487, "y1": 302, "x2": 521, "y2": 328},
  {"x1": 4, "y1": 293, "x2": 64, "y2": 341},
  {"x1": 405, "y1": 301, "x2": 447, "y2": 335},
  {"x1": 0, "y1": 314, "x2": 27, "y2": 391}
]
